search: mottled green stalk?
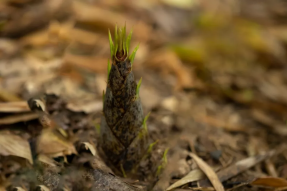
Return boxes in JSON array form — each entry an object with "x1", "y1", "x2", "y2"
[{"x1": 101, "y1": 25, "x2": 148, "y2": 173}]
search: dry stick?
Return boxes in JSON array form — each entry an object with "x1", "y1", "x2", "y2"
[{"x1": 0, "y1": 102, "x2": 30, "y2": 113}]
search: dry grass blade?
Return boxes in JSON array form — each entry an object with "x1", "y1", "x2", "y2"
[
  {"x1": 0, "y1": 101, "x2": 30, "y2": 113},
  {"x1": 0, "y1": 113, "x2": 38, "y2": 125},
  {"x1": 189, "y1": 152, "x2": 224, "y2": 191},
  {"x1": 166, "y1": 169, "x2": 205, "y2": 190},
  {"x1": 0, "y1": 131, "x2": 33, "y2": 164}
]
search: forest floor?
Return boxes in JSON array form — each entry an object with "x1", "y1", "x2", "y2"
[{"x1": 1, "y1": 0, "x2": 287, "y2": 190}]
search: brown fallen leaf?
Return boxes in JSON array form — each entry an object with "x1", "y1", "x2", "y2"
[
  {"x1": 251, "y1": 177, "x2": 287, "y2": 188},
  {"x1": 0, "y1": 101, "x2": 30, "y2": 113},
  {"x1": 166, "y1": 169, "x2": 205, "y2": 191},
  {"x1": 37, "y1": 128, "x2": 77, "y2": 158},
  {"x1": 189, "y1": 152, "x2": 224, "y2": 191},
  {"x1": 0, "y1": 131, "x2": 33, "y2": 164}
]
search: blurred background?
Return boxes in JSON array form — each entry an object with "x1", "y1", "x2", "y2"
[{"x1": 1, "y1": 0, "x2": 287, "y2": 190}]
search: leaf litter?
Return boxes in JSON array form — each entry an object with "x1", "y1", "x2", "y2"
[{"x1": 1, "y1": 0, "x2": 287, "y2": 190}]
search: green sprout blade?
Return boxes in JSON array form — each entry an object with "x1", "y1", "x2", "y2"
[
  {"x1": 107, "y1": 60, "x2": 111, "y2": 81},
  {"x1": 129, "y1": 44, "x2": 139, "y2": 66},
  {"x1": 162, "y1": 148, "x2": 169, "y2": 164},
  {"x1": 147, "y1": 140, "x2": 158, "y2": 154},
  {"x1": 123, "y1": 25, "x2": 126, "y2": 55},
  {"x1": 114, "y1": 25, "x2": 118, "y2": 57},
  {"x1": 126, "y1": 30, "x2": 133, "y2": 55},
  {"x1": 136, "y1": 77, "x2": 142, "y2": 99},
  {"x1": 95, "y1": 123, "x2": 101, "y2": 134},
  {"x1": 156, "y1": 166, "x2": 163, "y2": 177},
  {"x1": 118, "y1": 28, "x2": 123, "y2": 53},
  {"x1": 120, "y1": 164, "x2": 127, "y2": 178},
  {"x1": 156, "y1": 148, "x2": 169, "y2": 177},
  {"x1": 143, "y1": 112, "x2": 151, "y2": 131},
  {"x1": 108, "y1": 30, "x2": 114, "y2": 59}
]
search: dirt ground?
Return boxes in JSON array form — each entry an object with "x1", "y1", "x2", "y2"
[{"x1": 1, "y1": 0, "x2": 287, "y2": 190}]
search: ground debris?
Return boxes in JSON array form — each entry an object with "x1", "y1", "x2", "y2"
[{"x1": 1, "y1": 0, "x2": 287, "y2": 190}]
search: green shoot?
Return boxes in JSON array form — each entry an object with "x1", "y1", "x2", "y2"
[
  {"x1": 120, "y1": 164, "x2": 127, "y2": 178},
  {"x1": 162, "y1": 148, "x2": 169, "y2": 164},
  {"x1": 129, "y1": 44, "x2": 139, "y2": 66},
  {"x1": 156, "y1": 148, "x2": 169, "y2": 177},
  {"x1": 141, "y1": 140, "x2": 158, "y2": 161},
  {"x1": 109, "y1": 25, "x2": 136, "y2": 62},
  {"x1": 107, "y1": 60, "x2": 111, "y2": 81},
  {"x1": 95, "y1": 124, "x2": 101, "y2": 134},
  {"x1": 147, "y1": 140, "x2": 158, "y2": 154},
  {"x1": 123, "y1": 24, "x2": 126, "y2": 55},
  {"x1": 143, "y1": 112, "x2": 150, "y2": 132},
  {"x1": 136, "y1": 77, "x2": 142, "y2": 99},
  {"x1": 118, "y1": 28, "x2": 123, "y2": 53},
  {"x1": 114, "y1": 25, "x2": 118, "y2": 57},
  {"x1": 126, "y1": 30, "x2": 133, "y2": 54},
  {"x1": 108, "y1": 30, "x2": 114, "y2": 59}
]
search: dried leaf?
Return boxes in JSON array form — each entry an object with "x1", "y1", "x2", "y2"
[
  {"x1": 251, "y1": 177, "x2": 287, "y2": 188},
  {"x1": 0, "y1": 131, "x2": 33, "y2": 164},
  {"x1": 82, "y1": 142, "x2": 96, "y2": 156},
  {"x1": 166, "y1": 169, "x2": 205, "y2": 190},
  {"x1": 189, "y1": 152, "x2": 224, "y2": 191},
  {"x1": 37, "y1": 129, "x2": 77, "y2": 157}
]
